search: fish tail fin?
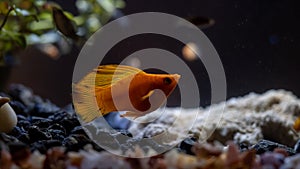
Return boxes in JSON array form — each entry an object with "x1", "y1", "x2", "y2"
[{"x1": 72, "y1": 83, "x2": 101, "y2": 123}]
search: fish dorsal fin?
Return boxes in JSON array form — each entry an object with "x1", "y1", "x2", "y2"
[{"x1": 77, "y1": 65, "x2": 143, "y2": 88}]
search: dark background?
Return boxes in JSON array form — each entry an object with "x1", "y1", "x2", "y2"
[{"x1": 6, "y1": 0, "x2": 300, "y2": 107}]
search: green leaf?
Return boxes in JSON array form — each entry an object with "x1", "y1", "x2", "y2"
[
  {"x1": 28, "y1": 19, "x2": 54, "y2": 31},
  {"x1": 13, "y1": 34, "x2": 27, "y2": 48},
  {"x1": 114, "y1": 0, "x2": 125, "y2": 8}
]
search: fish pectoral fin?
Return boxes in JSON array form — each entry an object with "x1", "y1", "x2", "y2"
[
  {"x1": 120, "y1": 111, "x2": 141, "y2": 119},
  {"x1": 141, "y1": 90, "x2": 154, "y2": 101}
]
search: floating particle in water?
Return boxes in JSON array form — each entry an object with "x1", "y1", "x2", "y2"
[
  {"x1": 125, "y1": 57, "x2": 141, "y2": 68},
  {"x1": 182, "y1": 42, "x2": 199, "y2": 61}
]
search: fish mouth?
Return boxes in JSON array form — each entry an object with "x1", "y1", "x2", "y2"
[{"x1": 173, "y1": 74, "x2": 181, "y2": 83}]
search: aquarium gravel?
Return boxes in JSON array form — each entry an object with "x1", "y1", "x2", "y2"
[{"x1": 1, "y1": 84, "x2": 300, "y2": 168}]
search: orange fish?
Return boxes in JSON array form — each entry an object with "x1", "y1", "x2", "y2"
[{"x1": 73, "y1": 65, "x2": 180, "y2": 122}]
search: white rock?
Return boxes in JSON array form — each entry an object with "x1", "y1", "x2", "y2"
[
  {"x1": 128, "y1": 90, "x2": 300, "y2": 146},
  {"x1": 0, "y1": 96, "x2": 17, "y2": 133}
]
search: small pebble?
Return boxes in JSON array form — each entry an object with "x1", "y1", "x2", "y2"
[
  {"x1": 30, "y1": 103, "x2": 57, "y2": 118},
  {"x1": 63, "y1": 134, "x2": 91, "y2": 152},
  {"x1": 17, "y1": 120, "x2": 31, "y2": 130},
  {"x1": 294, "y1": 140, "x2": 300, "y2": 153},
  {"x1": 0, "y1": 133, "x2": 19, "y2": 143},
  {"x1": 17, "y1": 133, "x2": 30, "y2": 144},
  {"x1": 239, "y1": 143, "x2": 249, "y2": 152},
  {"x1": 16, "y1": 115, "x2": 27, "y2": 121},
  {"x1": 8, "y1": 126, "x2": 25, "y2": 137},
  {"x1": 251, "y1": 139, "x2": 295, "y2": 156},
  {"x1": 48, "y1": 124, "x2": 66, "y2": 135},
  {"x1": 9, "y1": 101, "x2": 28, "y2": 116},
  {"x1": 30, "y1": 116, "x2": 47, "y2": 123},
  {"x1": 49, "y1": 110, "x2": 72, "y2": 122},
  {"x1": 33, "y1": 118, "x2": 53, "y2": 128},
  {"x1": 116, "y1": 129, "x2": 133, "y2": 137},
  {"x1": 58, "y1": 117, "x2": 80, "y2": 133},
  {"x1": 28, "y1": 126, "x2": 52, "y2": 142},
  {"x1": 178, "y1": 137, "x2": 197, "y2": 155},
  {"x1": 70, "y1": 126, "x2": 87, "y2": 136},
  {"x1": 49, "y1": 129, "x2": 66, "y2": 141}
]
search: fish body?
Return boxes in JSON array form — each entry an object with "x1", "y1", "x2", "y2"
[{"x1": 73, "y1": 65, "x2": 180, "y2": 122}]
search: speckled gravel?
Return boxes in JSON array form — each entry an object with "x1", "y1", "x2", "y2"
[
  {"x1": 0, "y1": 84, "x2": 102, "y2": 153},
  {"x1": 2, "y1": 84, "x2": 300, "y2": 168}
]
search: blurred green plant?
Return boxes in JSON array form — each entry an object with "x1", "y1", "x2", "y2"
[{"x1": 0, "y1": 0, "x2": 125, "y2": 65}]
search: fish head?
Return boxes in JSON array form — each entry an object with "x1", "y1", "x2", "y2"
[
  {"x1": 156, "y1": 74, "x2": 181, "y2": 96},
  {"x1": 128, "y1": 73, "x2": 181, "y2": 114}
]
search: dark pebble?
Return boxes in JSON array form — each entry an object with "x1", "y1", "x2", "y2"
[
  {"x1": 8, "y1": 84, "x2": 33, "y2": 105},
  {"x1": 9, "y1": 101, "x2": 28, "y2": 116},
  {"x1": 0, "y1": 92, "x2": 10, "y2": 98},
  {"x1": 49, "y1": 124, "x2": 66, "y2": 135},
  {"x1": 33, "y1": 118, "x2": 53, "y2": 129},
  {"x1": 49, "y1": 129, "x2": 66, "y2": 141},
  {"x1": 250, "y1": 139, "x2": 296, "y2": 156},
  {"x1": 58, "y1": 117, "x2": 81, "y2": 134},
  {"x1": 294, "y1": 140, "x2": 300, "y2": 153},
  {"x1": 17, "y1": 133, "x2": 30, "y2": 144},
  {"x1": 117, "y1": 129, "x2": 133, "y2": 137},
  {"x1": 8, "y1": 126, "x2": 25, "y2": 137},
  {"x1": 62, "y1": 134, "x2": 91, "y2": 151},
  {"x1": 70, "y1": 126, "x2": 87, "y2": 136},
  {"x1": 0, "y1": 133, "x2": 19, "y2": 143},
  {"x1": 30, "y1": 103, "x2": 57, "y2": 118},
  {"x1": 31, "y1": 140, "x2": 62, "y2": 153},
  {"x1": 43, "y1": 140, "x2": 62, "y2": 149},
  {"x1": 239, "y1": 143, "x2": 249, "y2": 152},
  {"x1": 29, "y1": 116, "x2": 47, "y2": 123},
  {"x1": 28, "y1": 126, "x2": 52, "y2": 142},
  {"x1": 16, "y1": 115, "x2": 27, "y2": 121},
  {"x1": 49, "y1": 110, "x2": 73, "y2": 122},
  {"x1": 17, "y1": 120, "x2": 31, "y2": 130},
  {"x1": 2, "y1": 84, "x2": 103, "y2": 154},
  {"x1": 92, "y1": 143, "x2": 104, "y2": 152},
  {"x1": 178, "y1": 137, "x2": 197, "y2": 155}
]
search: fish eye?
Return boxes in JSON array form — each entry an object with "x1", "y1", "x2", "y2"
[{"x1": 163, "y1": 77, "x2": 172, "y2": 85}]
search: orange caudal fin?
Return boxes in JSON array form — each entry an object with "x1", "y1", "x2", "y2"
[
  {"x1": 73, "y1": 64, "x2": 144, "y2": 122},
  {"x1": 72, "y1": 83, "x2": 102, "y2": 123}
]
